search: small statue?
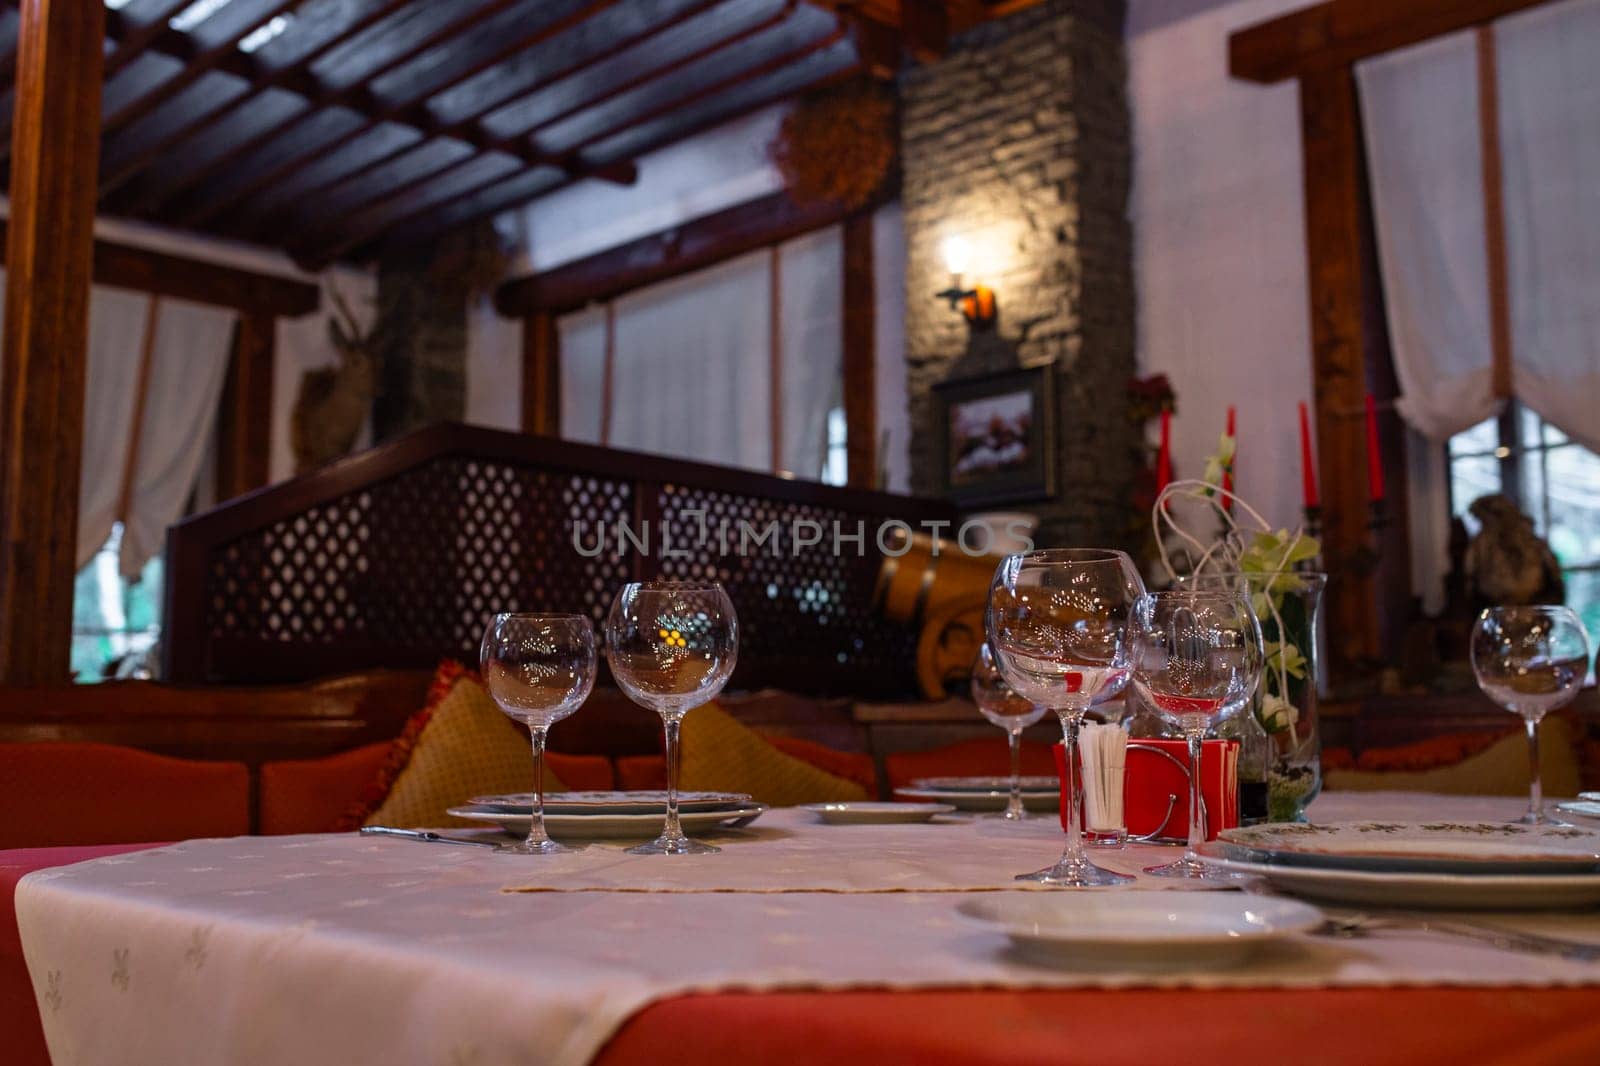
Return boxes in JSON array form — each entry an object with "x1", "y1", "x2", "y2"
[
  {"x1": 290, "y1": 286, "x2": 377, "y2": 475},
  {"x1": 1465, "y1": 494, "x2": 1565, "y2": 607}
]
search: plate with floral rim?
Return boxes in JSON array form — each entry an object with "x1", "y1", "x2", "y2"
[{"x1": 1216, "y1": 821, "x2": 1600, "y2": 875}]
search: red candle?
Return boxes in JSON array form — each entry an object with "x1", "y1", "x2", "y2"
[
  {"x1": 1298, "y1": 402, "x2": 1319, "y2": 510},
  {"x1": 1365, "y1": 393, "x2": 1385, "y2": 502},
  {"x1": 1156, "y1": 409, "x2": 1171, "y2": 493},
  {"x1": 1223, "y1": 406, "x2": 1236, "y2": 513}
]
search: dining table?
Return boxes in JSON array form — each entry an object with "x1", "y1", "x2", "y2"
[{"x1": 5, "y1": 790, "x2": 1600, "y2": 1066}]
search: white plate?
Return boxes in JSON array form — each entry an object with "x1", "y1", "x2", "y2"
[
  {"x1": 1217, "y1": 822, "x2": 1600, "y2": 874},
  {"x1": 448, "y1": 804, "x2": 767, "y2": 840},
  {"x1": 895, "y1": 786, "x2": 1058, "y2": 813},
  {"x1": 798, "y1": 802, "x2": 956, "y2": 825},
  {"x1": 1198, "y1": 845, "x2": 1600, "y2": 910},
  {"x1": 956, "y1": 893, "x2": 1322, "y2": 969},
  {"x1": 911, "y1": 776, "x2": 1059, "y2": 793},
  {"x1": 1556, "y1": 801, "x2": 1600, "y2": 824},
  {"x1": 470, "y1": 791, "x2": 752, "y2": 815}
]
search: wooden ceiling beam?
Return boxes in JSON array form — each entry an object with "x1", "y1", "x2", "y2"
[
  {"x1": 298, "y1": 13, "x2": 842, "y2": 266},
  {"x1": 100, "y1": 0, "x2": 302, "y2": 136},
  {"x1": 170, "y1": 0, "x2": 631, "y2": 232},
  {"x1": 1230, "y1": 0, "x2": 1550, "y2": 84},
  {"x1": 365, "y1": 44, "x2": 860, "y2": 266},
  {"x1": 136, "y1": 0, "x2": 530, "y2": 226},
  {"x1": 231, "y1": 0, "x2": 727, "y2": 242},
  {"x1": 97, "y1": 0, "x2": 416, "y2": 199},
  {"x1": 103, "y1": 0, "x2": 196, "y2": 78}
]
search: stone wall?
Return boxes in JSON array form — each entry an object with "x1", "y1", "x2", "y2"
[{"x1": 900, "y1": 0, "x2": 1137, "y2": 547}]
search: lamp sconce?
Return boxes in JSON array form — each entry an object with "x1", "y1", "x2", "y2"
[{"x1": 935, "y1": 236, "x2": 996, "y2": 326}]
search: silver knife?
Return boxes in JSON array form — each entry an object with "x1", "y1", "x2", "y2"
[{"x1": 358, "y1": 826, "x2": 500, "y2": 848}]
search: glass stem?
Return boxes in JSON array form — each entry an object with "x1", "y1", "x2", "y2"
[
  {"x1": 1524, "y1": 715, "x2": 1542, "y2": 821},
  {"x1": 663, "y1": 715, "x2": 684, "y2": 841},
  {"x1": 1007, "y1": 729, "x2": 1024, "y2": 819},
  {"x1": 527, "y1": 727, "x2": 550, "y2": 847},
  {"x1": 1184, "y1": 722, "x2": 1206, "y2": 860},
  {"x1": 1059, "y1": 711, "x2": 1085, "y2": 862}
]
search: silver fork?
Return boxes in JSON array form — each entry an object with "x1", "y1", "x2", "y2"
[{"x1": 1318, "y1": 912, "x2": 1600, "y2": 962}]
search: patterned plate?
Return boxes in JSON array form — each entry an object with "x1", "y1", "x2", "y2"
[
  {"x1": 469, "y1": 791, "x2": 752, "y2": 815},
  {"x1": 910, "y1": 776, "x2": 1059, "y2": 793},
  {"x1": 1216, "y1": 821, "x2": 1600, "y2": 875},
  {"x1": 894, "y1": 786, "x2": 1059, "y2": 813},
  {"x1": 449, "y1": 804, "x2": 767, "y2": 839}
]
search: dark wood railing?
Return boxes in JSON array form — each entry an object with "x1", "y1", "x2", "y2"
[{"x1": 163, "y1": 423, "x2": 956, "y2": 697}]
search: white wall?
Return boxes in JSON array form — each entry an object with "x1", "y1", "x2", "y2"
[{"x1": 1128, "y1": 0, "x2": 1314, "y2": 532}]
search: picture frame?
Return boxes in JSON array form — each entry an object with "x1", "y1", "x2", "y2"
[{"x1": 932, "y1": 365, "x2": 1056, "y2": 507}]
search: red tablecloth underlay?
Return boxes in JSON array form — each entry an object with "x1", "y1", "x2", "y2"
[{"x1": 5, "y1": 844, "x2": 1599, "y2": 1066}]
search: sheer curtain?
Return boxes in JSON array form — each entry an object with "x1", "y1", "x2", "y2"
[
  {"x1": 559, "y1": 225, "x2": 843, "y2": 477},
  {"x1": 1497, "y1": 0, "x2": 1600, "y2": 453}
]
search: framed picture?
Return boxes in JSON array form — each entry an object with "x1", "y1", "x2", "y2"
[{"x1": 933, "y1": 365, "x2": 1056, "y2": 506}]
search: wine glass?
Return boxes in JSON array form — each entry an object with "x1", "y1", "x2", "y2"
[
  {"x1": 479, "y1": 613, "x2": 598, "y2": 855},
  {"x1": 1471, "y1": 606, "x2": 1592, "y2": 826},
  {"x1": 986, "y1": 548, "x2": 1146, "y2": 886},
  {"x1": 971, "y1": 642, "x2": 1048, "y2": 820},
  {"x1": 1130, "y1": 590, "x2": 1263, "y2": 881},
  {"x1": 605, "y1": 581, "x2": 739, "y2": 855}
]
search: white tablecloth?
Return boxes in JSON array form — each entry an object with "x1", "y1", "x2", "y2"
[{"x1": 17, "y1": 792, "x2": 1600, "y2": 1066}]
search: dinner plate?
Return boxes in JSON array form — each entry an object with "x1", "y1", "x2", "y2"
[
  {"x1": 469, "y1": 791, "x2": 752, "y2": 815},
  {"x1": 956, "y1": 893, "x2": 1322, "y2": 969},
  {"x1": 798, "y1": 802, "x2": 956, "y2": 825},
  {"x1": 1216, "y1": 822, "x2": 1600, "y2": 875},
  {"x1": 1555, "y1": 801, "x2": 1600, "y2": 824},
  {"x1": 894, "y1": 786, "x2": 1058, "y2": 813},
  {"x1": 448, "y1": 804, "x2": 767, "y2": 840},
  {"x1": 911, "y1": 776, "x2": 1059, "y2": 793},
  {"x1": 1198, "y1": 845, "x2": 1600, "y2": 910}
]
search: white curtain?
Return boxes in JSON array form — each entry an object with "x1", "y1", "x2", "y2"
[
  {"x1": 76, "y1": 287, "x2": 153, "y2": 570},
  {"x1": 1357, "y1": 30, "x2": 1499, "y2": 442},
  {"x1": 118, "y1": 297, "x2": 236, "y2": 576},
  {"x1": 1497, "y1": 0, "x2": 1600, "y2": 453},
  {"x1": 558, "y1": 224, "x2": 844, "y2": 477}
]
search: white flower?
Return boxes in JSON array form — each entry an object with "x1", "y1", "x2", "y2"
[{"x1": 1259, "y1": 694, "x2": 1299, "y2": 734}]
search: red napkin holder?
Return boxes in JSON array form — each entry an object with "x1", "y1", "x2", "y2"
[{"x1": 1053, "y1": 739, "x2": 1239, "y2": 842}]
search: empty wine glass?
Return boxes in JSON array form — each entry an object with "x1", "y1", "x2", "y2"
[
  {"x1": 1130, "y1": 590, "x2": 1263, "y2": 881},
  {"x1": 480, "y1": 613, "x2": 598, "y2": 855},
  {"x1": 971, "y1": 642, "x2": 1048, "y2": 820},
  {"x1": 605, "y1": 581, "x2": 739, "y2": 855},
  {"x1": 986, "y1": 548, "x2": 1146, "y2": 886},
  {"x1": 1471, "y1": 606, "x2": 1592, "y2": 826}
]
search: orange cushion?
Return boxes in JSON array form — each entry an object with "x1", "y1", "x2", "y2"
[
  {"x1": 260, "y1": 742, "x2": 391, "y2": 835},
  {"x1": 546, "y1": 752, "x2": 615, "y2": 791},
  {"x1": 0, "y1": 742, "x2": 248, "y2": 848},
  {"x1": 885, "y1": 737, "x2": 1057, "y2": 791},
  {"x1": 768, "y1": 737, "x2": 878, "y2": 795}
]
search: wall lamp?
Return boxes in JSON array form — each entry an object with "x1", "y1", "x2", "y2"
[{"x1": 934, "y1": 236, "x2": 996, "y2": 326}]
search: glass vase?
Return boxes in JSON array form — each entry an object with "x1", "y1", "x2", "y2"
[{"x1": 1246, "y1": 571, "x2": 1326, "y2": 822}]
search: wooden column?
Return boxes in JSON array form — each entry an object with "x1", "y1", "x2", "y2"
[
  {"x1": 520, "y1": 311, "x2": 560, "y2": 436},
  {"x1": 841, "y1": 211, "x2": 877, "y2": 489},
  {"x1": 0, "y1": 0, "x2": 104, "y2": 683},
  {"x1": 1298, "y1": 66, "x2": 1381, "y2": 674},
  {"x1": 216, "y1": 313, "x2": 276, "y2": 500}
]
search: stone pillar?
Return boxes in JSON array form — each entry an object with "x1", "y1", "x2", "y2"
[{"x1": 901, "y1": 0, "x2": 1136, "y2": 546}]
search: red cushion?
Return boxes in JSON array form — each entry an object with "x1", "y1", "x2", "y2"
[
  {"x1": 260, "y1": 742, "x2": 392, "y2": 835},
  {"x1": 616, "y1": 754, "x2": 668, "y2": 791},
  {"x1": 546, "y1": 752, "x2": 615, "y2": 791},
  {"x1": 767, "y1": 737, "x2": 878, "y2": 795},
  {"x1": 885, "y1": 737, "x2": 1057, "y2": 791},
  {"x1": 1, "y1": 843, "x2": 165, "y2": 1066},
  {"x1": 0, "y1": 743, "x2": 249, "y2": 848}
]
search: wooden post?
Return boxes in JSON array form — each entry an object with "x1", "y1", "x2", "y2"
[
  {"x1": 841, "y1": 211, "x2": 877, "y2": 489},
  {"x1": 0, "y1": 0, "x2": 104, "y2": 683},
  {"x1": 216, "y1": 312, "x2": 277, "y2": 500},
  {"x1": 1298, "y1": 66, "x2": 1381, "y2": 674},
  {"x1": 520, "y1": 311, "x2": 560, "y2": 436}
]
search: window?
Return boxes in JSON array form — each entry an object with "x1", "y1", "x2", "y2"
[
  {"x1": 1447, "y1": 401, "x2": 1600, "y2": 638},
  {"x1": 70, "y1": 524, "x2": 163, "y2": 682},
  {"x1": 820, "y1": 406, "x2": 848, "y2": 486}
]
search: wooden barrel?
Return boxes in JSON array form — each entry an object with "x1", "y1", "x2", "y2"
[{"x1": 874, "y1": 531, "x2": 1007, "y2": 698}]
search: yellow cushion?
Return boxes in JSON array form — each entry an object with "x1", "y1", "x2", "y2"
[
  {"x1": 1325, "y1": 715, "x2": 1581, "y2": 798},
  {"x1": 678, "y1": 702, "x2": 869, "y2": 807},
  {"x1": 366, "y1": 667, "x2": 565, "y2": 829}
]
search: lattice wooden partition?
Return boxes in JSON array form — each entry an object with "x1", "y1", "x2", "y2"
[{"x1": 163, "y1": 424, "x2": 955, "y2": 698}]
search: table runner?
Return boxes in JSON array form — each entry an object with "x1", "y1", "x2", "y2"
[{"x1": 18, "y1": 792, "x2": 1600, "y2": 1066}]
